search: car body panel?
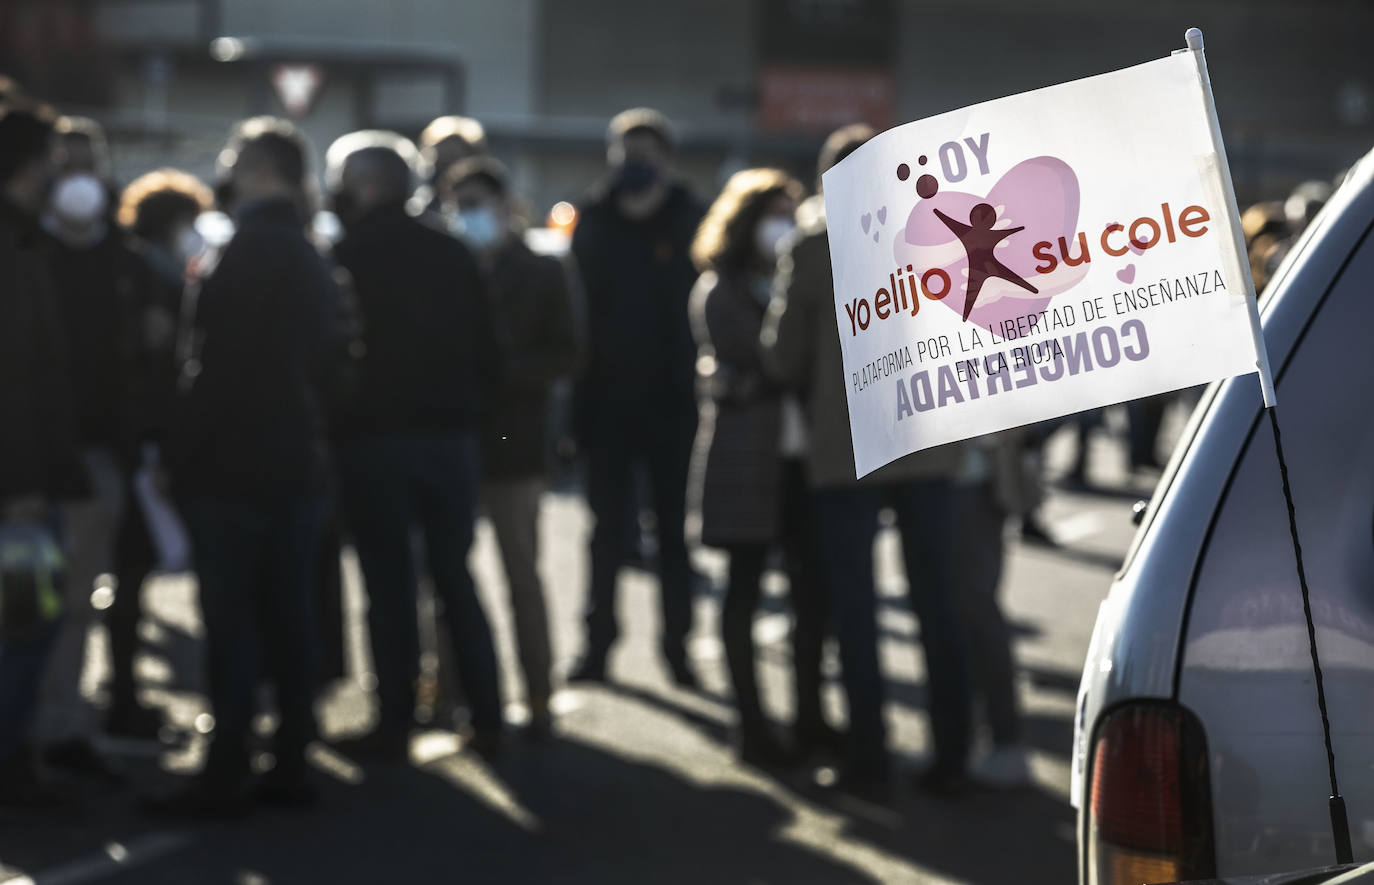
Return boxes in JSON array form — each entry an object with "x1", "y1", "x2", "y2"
[
  {"x1": 1177, "y1": 211, "x2": 1374, "y2": 874},
  {"x1": 1075, "y1": 147, "x2": 1374, "y2": 882}
]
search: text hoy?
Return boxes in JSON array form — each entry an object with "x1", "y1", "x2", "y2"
[{"x1": 842, "y1": 201, "x2": 1213, "y2": 338}]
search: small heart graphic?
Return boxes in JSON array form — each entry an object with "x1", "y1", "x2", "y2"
[
  {"x1": 861, "y1": 213, "x2": 871, "y2": 234},
  {"x1": 876, "y1": 206, "x2": 887, "y2": 225},
  {"x1": 873, "y1": 231, "x2": 880, "y2": 243},
  {"x1": 1117, "y1": 264, "x2": 1136, "y2": 284}
]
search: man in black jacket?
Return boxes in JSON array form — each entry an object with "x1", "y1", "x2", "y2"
[
  {"x1": 327, "y1": 132, "x2": 505, "y2": 758},
  {"x1": 0, "y1": 99, "x2": 89, "y2": 810},
  {"x1": 442, "y1": 156, "x2": 581, "y2": 735},
  {"x1": 37, "y1": 117, "x2": 154, "y2": 777},
  {"x1": 155, "y1": 118, "x2": 340, "y2": 816},
  {"x1": 568, "y1": 109, "x2": 705, "y2": 686}
]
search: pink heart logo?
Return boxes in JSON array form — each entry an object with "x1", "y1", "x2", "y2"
[
  {"x1": 876, "y1": 206, "x2": 887, "y2": 225},
  {"x1": 861, "y1": 212, "x2": 872, "y2": 234},
  {"x1": 894, "y1": 156, "x2": 1087, "y2": 328},
  {"x1": 1117, "y1": 264, "x2": 1136, "y2": 284}
]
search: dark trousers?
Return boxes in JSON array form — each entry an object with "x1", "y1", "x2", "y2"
[
  {"x1": 721, "y1": 460, "x2": 828, "y2": 738},
  {"x1": 813, "y1": 477, "x2": 970, "y2": 779},
  {"x1": 183, "y1": 493, "x2": 323, "y2": 787},
  {"x1": 0, "y1": 622, "x2": 59, "y2": 766},
  {"x1": 337, "y1": 433, "x2": 501, "y2": 734},
  {"x1": 111, "y1": 482, "x2": 156, "y2": 714},
  {"x1": 1127, "y1": 395, "x2": 1168, "y2": 469},
  {"x1": 582, "y1": 408, "x2": 695, "y2": 664},
  {"x1": 951, "y1": 482, "x2": 1020, "y2": 746}
]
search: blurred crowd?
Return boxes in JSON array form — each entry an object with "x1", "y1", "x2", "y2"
[{"x1": 0, "y1": 74, "x2": 1337, "y2": 822}]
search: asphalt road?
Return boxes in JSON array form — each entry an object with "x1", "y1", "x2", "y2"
[{"x1": 0, "y1": 406, "x2": 1180, "y2": 885}]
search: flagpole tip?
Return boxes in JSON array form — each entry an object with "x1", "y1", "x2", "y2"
[{"x1": 1185, "y1": 28, "x2": 1204, "y2": 51}]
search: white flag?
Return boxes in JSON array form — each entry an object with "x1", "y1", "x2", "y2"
[{"x1": 823, "y1": 50, "x2": 1263, "y2": 478}]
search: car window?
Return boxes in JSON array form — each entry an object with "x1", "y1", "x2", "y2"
[{"x1": 1185, "y1": 224, "x2": 1374, "y2": 666}]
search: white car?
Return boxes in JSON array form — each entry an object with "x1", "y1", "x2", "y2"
[{"x1": 1074, "y1": 145, "x2": 1374, "y2": 885}]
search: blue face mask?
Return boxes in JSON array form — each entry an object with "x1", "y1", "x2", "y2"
[
  {"x1": 616, "y1": 159, "x2": 659, "y2": 195},
  {"x1": 455, "y1": 206, "x2": 503, "y2": 250}
]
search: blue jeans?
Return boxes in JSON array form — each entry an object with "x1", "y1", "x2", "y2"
[
  {"x1": 183, "y1": 492, "x2": 324, "y2": 787},
  {"x1": 813, "y1": 478, "x2": 971, "y2": 778},
  {"x1": 0, "y1": 621, "x2": 59, "y2": 766},
  {"x1": 337, "y1": 433, "x2": 501, "y2": 733}
]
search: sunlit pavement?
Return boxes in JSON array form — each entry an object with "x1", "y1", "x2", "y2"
[{"x1": 0, "y1": 407, "x2": 1181, "y2": 884}]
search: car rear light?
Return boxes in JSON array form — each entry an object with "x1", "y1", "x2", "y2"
[{"x1": 1087, "y1": 703, "x2": 1215, "y2": 885}]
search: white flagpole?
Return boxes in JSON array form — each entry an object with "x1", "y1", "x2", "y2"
[{"x1": 1179, "y1": 27, "x2": 1277, "y2": 408}]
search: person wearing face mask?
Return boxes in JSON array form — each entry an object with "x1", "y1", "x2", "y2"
[
  {"x1": 567, "y1": 108, "x2": 706, "y2": 687},
  {"x1": 686, "y1": 168, "x2": 840, "y2": 767},
  {"x1": 762, "y1": 125, "x2": 972, "y2": 801},
  {"x1": 415, "y1": 115, "x2": 488, "y2": 216},
  {"x1": 323, "y1": 132, "x2": 505, "y2": 761},
  {"x1": 150, "y1": 118, "x2": 343, "y2": 817},
  {"x1": 0, "y1": 98, "x2": 90, "y2": 812},
  {"x1": 440, "y1": 156, "x2": 582, "y2": 738},
  {"x1": 103, "y1": 168, "x2": 212, "y2": 740},
  {"x1": 37, "y1": 115, "x2": 160, "y2": 782}
]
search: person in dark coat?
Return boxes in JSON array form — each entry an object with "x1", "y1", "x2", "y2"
[
  {"x1": 687, "y1": 167, "x2": 840, "y2": 766},
  {"x1": 567, "y1": 108, "x2": 705, "y2": 687},
  {"x1": 152, "y1": 118, "x2": 341, "y2": 817},
  {"x1": 761, "y1": 125, "x2": 972, "y2": 800},
  {"x1": 326, "y1": 131, "x2": 505, "y2": 759},
  {"x1": 0, "y1": 99, "x2": 89, "y2": 810},
  {"x1": 106, "y1": 168, "x2": 212, "y2": 740},
  {"x1": 36, "y1": 115, "x2": 150, "y2": 780},
  {"x1": 442, "y1": 156, "x2": 581, "y2": 736}
]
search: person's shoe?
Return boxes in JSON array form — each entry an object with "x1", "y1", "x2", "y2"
[
  {"x1": 820, "y1": 766, "x2": 893, "y2": 805},
  {"x1": 666, "y1": 658, "x2": 699, "y2": 691},
  {"x1": 106, "y1": 703, "x2": 167, "y2": 742},
  {"x1": 43, "y1": 738, "x2": 125, "y2": 785},
  {"x1": 1019, "y1": 514, "x2": 1058, "y2": 547},
  {"x1": 253, "y1": 771, "x2": 319, "y2": 810},
  {"x1": 330, "y1": 729, "x2": 410, "y2": 764},
  {"x1": 0, "y1": 757, "x2": 77, "y2": 821},
  {"x1": 566, "y1": 655, "x2": 608, "y2": 684},
  {"x1": 462, "y1": 728, "x2": 505, "y2": 762},
  {"x1": 793, "y1": 722, "x2": 846, "y2": 760},
  {"x1": 971, "y1": 744, "x2": 1033, "y2": 790},
  {"x1": 140, "y1": 780, "x2": 252, "y2": 821},
  {"x1": 523, "y1": 699, "x2": 555, "y2": 742},
  {"x1": 737, "y1": 731, "x2": 794, "y2": 770},
  {"x1": 913, "y1": 764, "x2": 973, "y2": 799}
]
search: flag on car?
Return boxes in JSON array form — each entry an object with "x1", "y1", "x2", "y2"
[{"x1": 824, "y1": 38, "x2": 1268, "y2": 477}]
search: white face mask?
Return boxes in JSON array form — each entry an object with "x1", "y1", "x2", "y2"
[
  {"x1": 755, "y1": 216, "x2": 796, "y2": 261},
  {"x1": 174, "y1": 226, "x2": 206, "y2": 263},
  {"x1": 51, "y1": 173, "x2": 107, "y2": 225}
]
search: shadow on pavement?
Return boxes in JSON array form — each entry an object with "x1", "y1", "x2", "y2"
[{"x1": 4, "y1": 735, "x2": 886, "y2": 885}]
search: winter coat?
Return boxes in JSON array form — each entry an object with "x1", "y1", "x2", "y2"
[
  {"x1": 0, "y1": 200, "x2": 87, "y2": 502},
  {"x1": 481, "y1": 236, "x2": 582, "y2": 480},
  {"x1": 330, "y1": 204, "x2": 501, "y2": 440},
  {"x1": 761, "y1": 215, "x2": 962, "y2": 489},
  {"x1": 570, "y1": 180, "x2": 704, "y2": 439},
  {"x1": 688, "y1": 270, "x2": 783, "y2": 547},
  {"x1": 48, "y1": 229, "x2": 150, "y2": 452},
  {"x1": 166, "y1": 198, "x2": 342, "y2": 501}
]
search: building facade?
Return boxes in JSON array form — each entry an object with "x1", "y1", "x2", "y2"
[{"x1": 3, "y1": 0, "x2": 1371, "y2": 216}]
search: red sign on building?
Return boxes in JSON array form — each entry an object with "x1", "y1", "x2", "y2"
[{"x1": 757, "y1": 65, "x2": 895, "y2": 132}]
